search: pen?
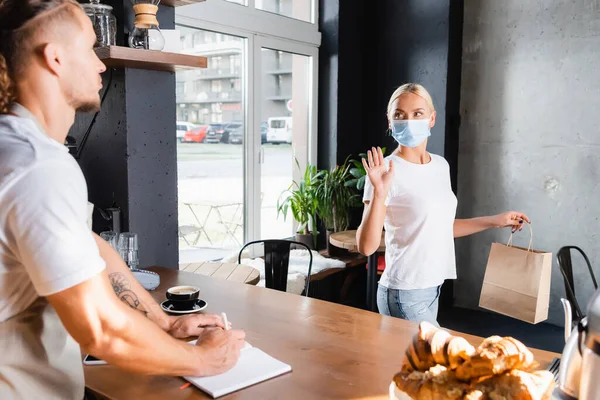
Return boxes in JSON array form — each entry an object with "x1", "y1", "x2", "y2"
[{"x1": 221, "y1": 312, "x2": 230, "y2": 331}]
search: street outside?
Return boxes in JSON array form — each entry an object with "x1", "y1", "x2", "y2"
[{"x1": 177, "y1": 142, "x2": 294, "y2": 261}]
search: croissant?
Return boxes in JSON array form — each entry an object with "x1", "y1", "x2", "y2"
[
  {"x1": 455, "y1": 336, "x2": 537, "y2": 381},
  {"x1": 403, "y1": 322, "x2": 476, "y2": 372},
  {"x1": 392, "y1": 365, "x2": 468, "y2": 400},
  {"x1": 467, "y1": 369, "x2": 555, "y2": 400},
  {"x1": 390, "y1": 369, "x2": 554, "y2": 400},
  {"x1": 393, "y1": 325, "x2": 553, "y2": 400},
  {"x1": 463, "y1": 390, "x2": 485, "y2": 400}
]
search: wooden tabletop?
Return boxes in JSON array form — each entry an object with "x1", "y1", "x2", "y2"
[
  {"x1": 329, "y1": 229, "x2": 386, "y2": 252},
  {"x1": 179, "y1": 262, "x2": 260, "y2": 285},
  {"x1": 84, "y1": 267, "x2": 559, "y2": 400}
]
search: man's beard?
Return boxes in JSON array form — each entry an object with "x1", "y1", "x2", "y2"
[
  {"x1": 73, "y1": 96, "x2": 101, "y2": 113},
  {"x1": 65, "y1": 84, "x2": 101, "y2": 113}
]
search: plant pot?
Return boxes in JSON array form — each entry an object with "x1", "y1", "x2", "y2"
[
  {"x1": 326, "y1": 230, "x2": 345, "y2": 257},
  {"x1": 295, "y1": 233, "x2": 314, "y2": 250}
]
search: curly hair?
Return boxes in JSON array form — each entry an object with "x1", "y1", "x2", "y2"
[
  {"x1": 0, "y1": 0, "x2": 80, "y2": 114},
  {"x1": 0, "y1": 53, "x2": 12, "y2": 114}
]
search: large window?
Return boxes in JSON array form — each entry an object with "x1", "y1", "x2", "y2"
[
  {"x1": 176, "y1": 0, "x2": 320, "y2": 263},
  {"x1": 256, "y1": 0, "x2": 314, "y2": 23},
  {"x1": 176, "y1": 27, "x2": 246, "y2": 262},
  {"x1": 259, "y1": 48, "x2": 312, "y2": 239},
  {"x1": 224, "y1": 0, "x2": 315, "y2": 22}
]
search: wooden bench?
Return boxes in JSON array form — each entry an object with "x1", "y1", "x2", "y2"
[{"x1": 179, "y1": 261, "x2": 260, "y2": 285}]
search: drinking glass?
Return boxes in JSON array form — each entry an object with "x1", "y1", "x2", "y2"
[
  {"x1": 118, "y1": 232, "x2": 139, "y2": 269},
  {"x1": 100, "y1": 231, "x2": 118, "y2": 251}
]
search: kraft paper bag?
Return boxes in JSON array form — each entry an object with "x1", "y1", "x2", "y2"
[{"x1": 479, "y1": 224, "x2": 552, "y2": 324}]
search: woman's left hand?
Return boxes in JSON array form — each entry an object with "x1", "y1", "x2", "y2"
[{"x1": 489, "y1": 211, "x2": 531, "y2": 233}]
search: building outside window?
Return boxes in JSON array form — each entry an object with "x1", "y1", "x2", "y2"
[{"x1": 175, "y1": 0, "x2": 319, "y2": 262}]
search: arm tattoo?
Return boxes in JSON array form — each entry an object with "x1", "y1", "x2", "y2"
[{"x1": 109, "y1": 272, "x2": 148, "y2": 316}]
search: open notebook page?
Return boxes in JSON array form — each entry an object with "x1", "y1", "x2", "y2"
[{"x1": 184, "y1": 341, "x2": 292, "y2": 398}]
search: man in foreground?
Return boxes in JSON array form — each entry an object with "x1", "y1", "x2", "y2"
[{"x1": 0, "y1": 1, "x2": 245, "y2": 398}]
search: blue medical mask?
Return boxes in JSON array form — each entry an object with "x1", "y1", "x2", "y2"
[{"x1": 390, "y1": 119, "x2": 431, "y2": 148}]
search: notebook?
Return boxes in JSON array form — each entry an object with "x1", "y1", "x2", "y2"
[{"x1": 184, "y1": 341, "x2": 292, "y2": 398}]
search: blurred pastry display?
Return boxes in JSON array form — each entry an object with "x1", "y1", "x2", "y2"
[{"x1": 390, "y1": 322, "x2": 555, "y2": 400}]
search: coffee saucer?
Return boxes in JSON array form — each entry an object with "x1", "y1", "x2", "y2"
[{"x1": 160, "y1": 299, "x2": 207, "y2": 314}]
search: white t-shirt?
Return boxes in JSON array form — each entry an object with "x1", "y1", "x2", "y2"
[
  {"x1": 363, "y1": 153, "x2": 457, "y2": 290},
  {"x1": 0, "y1": 104, "x2": 106, "y2": 399}
]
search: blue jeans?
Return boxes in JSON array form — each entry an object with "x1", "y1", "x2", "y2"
[{"x1": 377, "y1": 284, "x2": 441, "y2": 327}]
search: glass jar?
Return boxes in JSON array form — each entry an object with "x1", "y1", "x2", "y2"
[
  {"x1": 82, "y1": 0, "x2": 116, "y2": 47},
  {"x1": 128, "y1": 0, "x2": 165, "y2": 51}
]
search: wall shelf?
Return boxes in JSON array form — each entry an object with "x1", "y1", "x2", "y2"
[
  {"x1": 162, "y1": 0, "x2": 206, "y2": 6},
  {"x1": 95, "y1": 46, "x2": 207, "y2": 72}
]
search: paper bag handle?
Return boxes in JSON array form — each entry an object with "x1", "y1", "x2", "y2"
[{"x1": 506, "y1": 223, "x2": 533, "y2": 252}]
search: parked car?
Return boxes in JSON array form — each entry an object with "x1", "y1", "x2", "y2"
[
  {"x1": 229, "y1": 126, "x2": 243, "y2": 144},
  {"x1": 228, "y1": 122, "x2": 267, "y2": 144},
  {"x1": 222, "y1": 121, "x2": 242, "y2": 143},
  {"x1": 176, "y1": 121, "x2": 196, "y2": 143},
  {"x1": 267, "y1": 117, "x2": 292, "y2": 144},
  {"x1": 205, "y1": 123, "x2": 226, "y2": 143},
  {"x1": 183, "y1": 125, "x2": 209, "y2": 143},
  {"x1": 261, "y1": 121, "x2": 268, "y2": 144}
]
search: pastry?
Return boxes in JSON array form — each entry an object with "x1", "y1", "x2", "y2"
[
  {"x1": 392, "y1": 365, "x2": 468, "y2": 400},
  {"x1": 403, "y1": 322, "x2": 476, "y2": 372},
  {"x1": 463, "y1": 390, "x2": 485, "y2": 400},
  {"x1": 455, "y1": 335, "x2": 536, "y2": 381},
  {"x1": 468, "y1": 369, "x2": 555, "y2": 400},
  {"x1": 390, "y1": 369, "x2": 554, "y2": 400},
  {"x1": 392, "y1": 328, "x2": 553, "y2": 400}
]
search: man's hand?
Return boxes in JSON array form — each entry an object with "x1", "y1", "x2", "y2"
[
  {"x1": 168, "y1": 314, "x2": 232, "y2": 339},
  {"x1": 195, "y1": 328, "x2": 246, "y2": 376}
]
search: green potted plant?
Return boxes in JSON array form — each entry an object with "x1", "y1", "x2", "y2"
[
  {"x1": 315, "y1": 158, "x2": 361, "y2": 254},
  {"x1": 276, "y1": 160, "x2": 323, "y2": 249}
]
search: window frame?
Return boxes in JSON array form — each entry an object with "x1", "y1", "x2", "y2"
[
  {"x1": 175, "y1": 1, "x2": 320, "y2": 244},
  {"x1": 176, "y1": 0, "x2": 321, "y2": 47}
]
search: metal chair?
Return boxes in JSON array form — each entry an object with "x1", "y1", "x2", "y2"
[
  {"x1": 237, "y1": 240, "x2": 313, "y2": 296},
  {"x1": 557, "y1": 246, "x2": 598, "y2": 322},
  {"x1": 178, "y1": 225, "x2": 203, "y2": 247}
]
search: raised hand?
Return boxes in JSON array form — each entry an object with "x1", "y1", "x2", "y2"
[{"x1": 362, "y1": 146, "x2": 394, "y2": 196}]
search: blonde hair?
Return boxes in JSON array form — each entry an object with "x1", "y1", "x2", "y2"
[{"x1": 386, "y1": 83, "x2": 435, "y2": 117}]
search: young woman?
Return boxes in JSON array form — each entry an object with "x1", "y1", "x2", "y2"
[{"x1": 356, "y1": 83, "x2": 530, "y2": 326}]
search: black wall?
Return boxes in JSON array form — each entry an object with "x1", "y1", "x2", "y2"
[
  {"x1": 71, "y1": 1, "x2": 178, "y2": 269},
  {"x1": 316, "y1": 0, "x2": 339, "y2": 170},
  {"x1": 319, "y1": 0, "x2": 462, "y2": 167}
]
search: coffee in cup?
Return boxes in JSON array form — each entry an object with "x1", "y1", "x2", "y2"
[
  {"x1": 170, "y1": 287, "x2": 197, "y2": 295},
  {"x1": 166, "y1": 285, "x2": 200, "y2": 310}
]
